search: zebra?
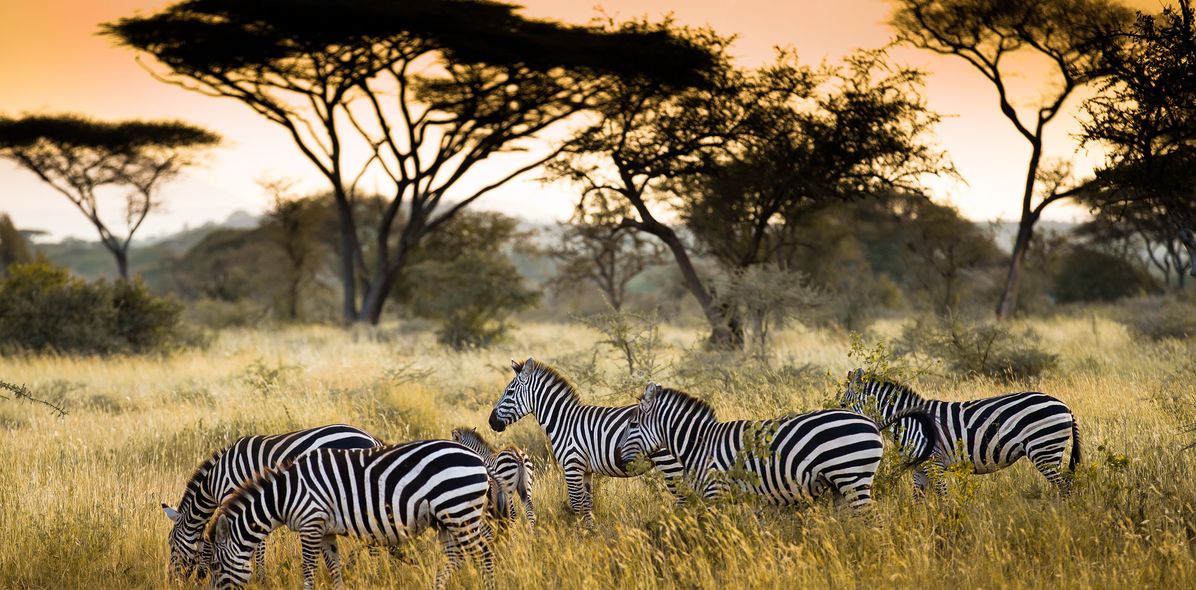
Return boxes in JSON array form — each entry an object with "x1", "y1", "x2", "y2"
[
  {"x1": 207, "y1": 440, "x2": 505, "y2": 590},
  {"x1": 841, "y1": 368, "x2": 1081, "y2": 495},
  {"x1": 488, "y1": 357, "x2": 685, "y2": 527},
  {"x1": 161, "y1": 424, "x2": 384, "y2": 579},
  {"x1": 618, "y1": 382, "x2": 941, "y2": 507},
  {"x1": 452, "y1": 427, "x2": 536, "y2": 526}
]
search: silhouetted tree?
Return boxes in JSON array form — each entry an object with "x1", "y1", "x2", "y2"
[
  {"x1": 105, "y1": 0, "x2": 713, "y2": 324},
  {"x1": 892, "y1": 0, "x2": 1132, "y2": 319},
  {"x1": 1080, "y1": 0, "x2": 1196, "y2": 280},
  {"x1": 0, "y1": 115, "x2": 219, "y2": 279}
]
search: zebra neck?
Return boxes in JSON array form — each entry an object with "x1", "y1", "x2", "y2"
[
  {"x1": 528, "y1": 379, "x2": 580, "y2": 433},
  {"x1": 230, "y1": 475, "x2": 290, "y2": 546},
  {"x1": 876, "y1": 387, "x2": 923, "y2": 419},
  {"x1": 666, "y1": 415, "x2": 718, "y2": 474}
]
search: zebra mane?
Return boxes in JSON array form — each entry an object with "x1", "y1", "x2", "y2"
[
  {"x1": 176, "y1": 447, "x2": 224, "y2": 509},
  {"x1": 654, "y1": 386, "x2": 717, "y2": 423},
  {"x1": 862, "y1": 372, "x2": 926, "y2": 403},
  {"x1": 527, "y1": 361, "x2": 582, "y2": 404},
  {"x1": 206, "y1": 458, "x2": 295, "y2": 539},
  {"x1": 452, "y1": 427, "x2": 496, "y2": 455}
]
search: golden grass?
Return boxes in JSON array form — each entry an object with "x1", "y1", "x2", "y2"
[{"x1": 2, "y1": 319, "x2": 1195, "y2": 589}]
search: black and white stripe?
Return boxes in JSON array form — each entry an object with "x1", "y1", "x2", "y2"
[
  {"x1": 488, "y1": 358, "x2": 684, "y2": 526},
  {"x1": 842, "y1": 368, "x2": 1081, "y2": 495},
  {"x1": 619, "y1": 383, "x2": 939, "y2": 507},
  {"x1": 207, "y1": 440, "x2": 504, "y2": 590},
  {"x1": 452, "y1": 427, "x2": 537, "y2": 526},
  {"x1": 162, "y1": 424, "x2": 383, "y2": 579}
]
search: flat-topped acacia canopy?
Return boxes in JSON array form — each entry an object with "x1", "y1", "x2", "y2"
[
  {"x1": 102, "y1": 0, "x2": 715, "y2": 88},
  {"x1": 0, "y1": 114, "x2": 219, "y2": 152}
]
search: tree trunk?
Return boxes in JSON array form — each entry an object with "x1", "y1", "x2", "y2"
[
  {"x1": 113, "y1": 247, "x2": 129, "y2": 281},
  {"x1": 1180, "y1": 228, "x2": 1196, "y2": 279},
  {"x1": 332, "y1": 194, "x2": 359, "y2": 324},
  {"x1": 995, "y1": 222, "x2": 1033, "y2": 321}
]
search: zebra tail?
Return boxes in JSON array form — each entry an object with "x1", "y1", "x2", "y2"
[
  {"x1": 485, "y1": 475, "x2": 510, "y2": 536},
  {"x1": 1069, "y1": 418, "x2": 1082, "y2": 473},
  {"x1": 877, "y1": 409, "x2": 942, "y2": 469}
]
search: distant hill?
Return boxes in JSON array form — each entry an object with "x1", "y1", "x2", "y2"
[{"x1": 32, "y1": 211, "x2": 262, "y2": 289}]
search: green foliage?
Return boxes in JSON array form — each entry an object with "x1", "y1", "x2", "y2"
[
  {"x1": 407, "y1": 252, "x2": 539, "y2": 350},
  {"x1": 1050, "y1": 245, "x2": 1159, "y2": 303},
  {"x1": 571, "y1": 306, "x2": 667, "y2": 392},
  {"x1": 0, "y1": 262, "x2": 185, "y2": 355},
  {"x1": 895, "y1": 315, "x2": 1059, "y2": 382},
  {"x1": 717, "y1": 265, "x2": 820, "y2": 355}
]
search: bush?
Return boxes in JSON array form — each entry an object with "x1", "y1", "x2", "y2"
[
  {"x1": 895, "y1": 315, "x2": 1058, "y2": 382},
  {"x1": 0, "y1": 262, "x2": 185, "y2": 354},
  {"x1": 407, "y1": 252, "x2": 539, "y2": 350},
  {"x1": 1113, "y1": 295, "x2": 1196, "y2": 341},
  {"x1": 1050, "y1": 246, "x2": 1159, "y2": 303}
]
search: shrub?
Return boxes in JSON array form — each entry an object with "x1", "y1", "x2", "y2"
[
  {"x1": 1113, "y1": 295, "x2": 1196, "y2": 341},
  {"x1": 895, "y1": 315, "x2": 1058, "y2": 382},
  {"x1": 407, "y1": 252, "x2": 539, "y2": 350},
  {"x1": 0, "y1": 262, "x2": 184, "y2": 354},
  {"x1": 1050, "y1": 245, "x2": 1159, "y2": 303}
]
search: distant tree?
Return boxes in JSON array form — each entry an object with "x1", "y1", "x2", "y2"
[
  {"x1": 1080, "y1": 0, "x2": 1196, "y2": 280},
  {"x1": 0, "y1": 114, "x2": 219, "y2": 279},
  {"x1": 261, "y1": 181, "x2": 329, "y2": 321},
  {"x1": 403, "y1": 211, "x2": 539, "y2": 349},
  {"x1": 718, "y1": 264, "x2": 820, "y2": 355},
  {"x1": 1050, "y1": 244, "x2": 1158, "y2": 303},
  {"x1": 549, "y1": 201, "x2": 664, "y2": 311},
  {"x1": 105, "y1": 0, "x2": 713, "y2": 325},
  {"x1": 885, "y1": 194, "x2": 1003, "y2": 314},
  {"x1": 0, "y1": 214, "x2": 35, "y2": 272},
  {"x1": 892, "y1": 0, "x2": 1132, "y2": 319}
]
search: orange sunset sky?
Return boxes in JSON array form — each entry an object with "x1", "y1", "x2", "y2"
[{"x1": 0, "y1": 0, "x2": 1164, "y2": 241}]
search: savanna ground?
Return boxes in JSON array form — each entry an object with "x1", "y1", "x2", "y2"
[{"x1": 2, "y1": 316, "x2": 1195, "y2": 589}]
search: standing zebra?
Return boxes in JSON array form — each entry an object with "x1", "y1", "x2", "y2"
[
  {"x1": 619, "y1": 383, "x2": 940, "y2": 507},
  {"x1": 841, "y1": 368, "x2": 1081, "y2": 495},
  {"x1": 162, "y1": 424, "x2": 384, "y2": 579},
  {"x1": 452, "y1": 427, "x2": 536, "y2": 526},
  {"x1": 207, "y1": 440, "x2": 505, "y2": 590},
  {"x1": 488, "y1": 358, "x2": 684, "y2": 527}
]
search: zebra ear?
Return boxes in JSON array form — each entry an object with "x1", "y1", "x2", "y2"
[
  {"x1": 162, "y1": 503, "x2": 181, "y2": 522},
  {"x1": 510, "y1": 359, "x2": 522, "y2": 374},
  {"x1": 642, "y1": 382, "x2": 659, "y2": 404}
]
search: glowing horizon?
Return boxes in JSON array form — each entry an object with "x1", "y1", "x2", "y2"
[{"x1": 0, "y1": 0, "x2": 1160, "y2": 242}]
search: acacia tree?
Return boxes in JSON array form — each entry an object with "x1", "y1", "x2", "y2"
[
  {"x1": 0, "y1": 115, "x2": 218, "y2": 279},
  {"x1": 548, "y1": 26, "x2": 806, "y2": 348},
  {"x1": 892, "y1": 0, "x2": 1131, "y2": 319},
  {"x1": 105, "y1": 0, "x2": 712, "y2": 324},
  {"x1": 548, "y1": 200, "x2": 664, "y2": 311},
  {"x1": 1080, "y1": 0, "x2": 1196, "y2": 280}
]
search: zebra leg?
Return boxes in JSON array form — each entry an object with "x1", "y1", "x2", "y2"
[
  {"x1": 298, "y1": 528, "x2": 325, "y2": 590},
  {"x1": 522, "y1": 494, "x2": 536, "y2": 527},
  {"x1": 912, "y1": 465, "x2": 929, "y2": 500},
  {"x1": 322, "y1": 535, "x2": 343, "y2": 589},
  {"x1": 249, "y1": 541, "x2": 267, "y2": 582},
  {"x1": 564, "y1": 466, "x2": 595, "y2": 528},
  {"x1": 1027, "y1": 443, "x2": 1071, "y2": 495},
  {"x1": 434, "y1": 529, "x2": 465, "y2": 590}
]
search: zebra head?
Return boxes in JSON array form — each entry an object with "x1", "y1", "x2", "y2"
[
  {"x1": 207, "y1": 515, "x2": 252, "y2": 590},
  {"x1": 162, "y1": 502, "x2": 201, "y2": 579},
  {"x1": 489, "y1": 358, "x2": 534, "y2": 432},
  {"x1": 619, "y1": 382, "x2": 666, "y2": 468},
  {"x1": 840, "y1": 368, "x2": 871, "y2": 412}
]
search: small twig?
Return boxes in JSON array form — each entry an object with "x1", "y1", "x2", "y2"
[{"x1": 0, "y1": 380, "x2": 68, "y2": 418}]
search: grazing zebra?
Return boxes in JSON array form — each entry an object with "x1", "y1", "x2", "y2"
[
  {"x1": 207, "y1": 440, "x2": 505, "y2": 590},
  {"x1": 161, "y1": 424, "x2": 384, "y2": 579},
  {"x1": 841, "y1": 368, "x2": 1081, "y2": 495},
  {"x1": 452, "y1": 427, "x2": 537, "y2": 526},
  {"x1": 618, "y1": 382, "x2": 941, "y2": 507},
  {"x1": 488, "y1": 358, "x2": 685, "y2": 527}
]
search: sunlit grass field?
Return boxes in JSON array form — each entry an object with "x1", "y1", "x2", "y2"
[{"x1": 2, "y1": 317, "x2": 1195, "y2": 589}]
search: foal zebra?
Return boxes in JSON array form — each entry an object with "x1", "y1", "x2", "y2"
[
  {"x1": 841, "y1": 368, "x2": 1081, "y2": 495},
  {"x1": 207, "y1": 440, "x2": 505, "y2": 590},
  {"x1": 452, "y1": 427, "x2": 536, "y2": 526},
  {"x1": 488, "y1": 358, "x2": 684, "y2": 527},
  {"x1": 161, "y1": 424, "x2": 383, "y2": 578},
  {"x1": 619, "y1": 383, "x2": 940, "y2": 507}
]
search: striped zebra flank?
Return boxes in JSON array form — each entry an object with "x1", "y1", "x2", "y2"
[
  {"x1": 206, "y1": 440, "x2": 504, "y2": 590},
  {"x1": 452, "y1": 427, "x2": 537, "y2": 526},
  {"x1": 842, "y1": 368, "x2": 1081, "y2": 495},
  {"x1": 618, "y1": 382, "x2": 940, "y2": 508},
  {"x1": 488, "y1": 357, "x2": 685, "y2": 527},
  {"x1": 161, "y1": 424, "x2": 384, "y2": 579}
]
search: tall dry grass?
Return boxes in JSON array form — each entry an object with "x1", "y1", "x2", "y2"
[{"x1": 1, "y1": 318, "x2": 1194, "y2": 589}]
